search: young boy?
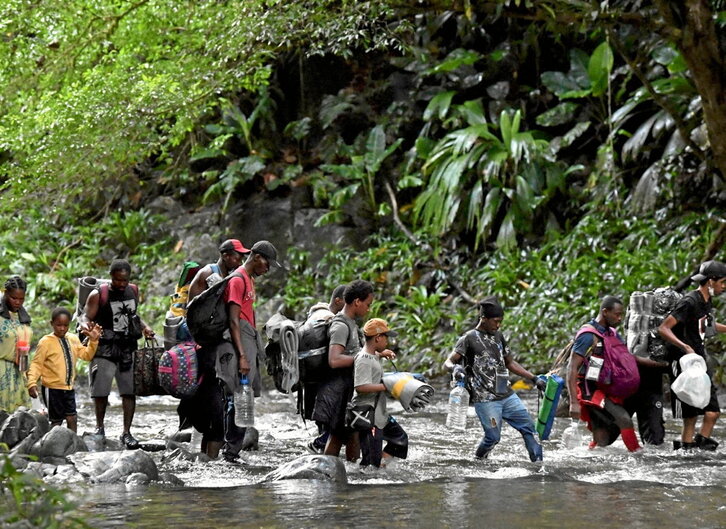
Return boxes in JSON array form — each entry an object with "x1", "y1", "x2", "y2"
[
  {"x1": 352, "y1": 318, "x2": 408, "y2": 468},
  {"x1": 27, "y1": 307, "x2": 102, "y2": 432}
]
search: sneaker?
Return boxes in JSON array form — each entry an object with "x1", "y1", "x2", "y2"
[
  {"x1": 120, "y1": 432, "x2": 140, "y2": 450},
  {"x1": 92, "y1": 426, "x2": 106, "y2": 441},
  {"x1": 306, "y1": 440, "x2": 323, "y2": 454},
  {"x1": 223, "y1": 453, "x2": 244, "y2": 466}
]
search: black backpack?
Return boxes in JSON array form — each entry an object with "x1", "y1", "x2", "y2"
[{"x1": 185, "y1": 271, "x2": 243, "y2": 347}]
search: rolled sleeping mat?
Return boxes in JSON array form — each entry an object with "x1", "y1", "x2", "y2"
[
  {"x1": 75, "y1": 276, "x2": 110, "y2": 319},
  {"x1": 382, "y1": 372, "x2": 435, "y2": 412},
  {"x1": 279, "y1": 320, "x2": 300, "y2": 393},
  {"x1": 536, "y1": 374, "x2": 565, "y2": 440},
  {"x1": 264, "y1": 312, "x2": 296, "y2": 343},
  {"x1": 164, "y1": 315, "x2": 184, "y2": 350}
]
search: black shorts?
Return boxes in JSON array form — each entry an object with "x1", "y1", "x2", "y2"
[{"x1": 41, "y1": 387, "x2": 77, "y2": 423}]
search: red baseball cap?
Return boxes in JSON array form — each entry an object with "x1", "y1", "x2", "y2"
[{"x1": 219, "y1": 239, "x2": 250, "y2": 255}]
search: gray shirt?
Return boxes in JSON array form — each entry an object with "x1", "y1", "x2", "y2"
[
  {"x1": 328, "y1": 313, "x2": 364, "y2": 356},
  {"x1": 352, "y1": 350, "x2": 388, "y2": 428}
]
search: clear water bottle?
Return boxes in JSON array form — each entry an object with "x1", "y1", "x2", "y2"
[
  {"x1": 561, "y1": 419, "x2": 585, "y2": 448},
  {"x1": 446, "y1": 381, "x2": 469, "y2": 431},
  {"x1": 189, "y1": 427, "x2": 203, "y2": 452},
  {"x1": 234, "y1": 375, "x2": 254, "y2": 427}
]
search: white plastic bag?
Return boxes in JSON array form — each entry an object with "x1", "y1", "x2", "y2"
[
  {"x1": 561, "y1": 419, "x2": 586, "y2": 448},
  {"x1": 671, "y1": 354, "x2": 711, "y2": 409}
]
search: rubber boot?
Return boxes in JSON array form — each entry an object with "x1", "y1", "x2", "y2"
[
  {"x1": 694, "y1": 433, "x2": 719, "y2": 451},
  {"x1": 620, "y1": 428, "x2": 641, "y2": 452}
]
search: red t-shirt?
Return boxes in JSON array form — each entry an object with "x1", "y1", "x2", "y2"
[{"x1": 224, "y1": 267, "x2": 255, "y2": 327}]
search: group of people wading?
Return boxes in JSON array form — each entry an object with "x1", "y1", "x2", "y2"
[{"x1": 1, "y1": 245, "x2": 724, "y2": 465}]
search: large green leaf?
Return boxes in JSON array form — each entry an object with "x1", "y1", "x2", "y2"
[
  {"x1": 423, "y1": 91, "x2": 456, "y2": 121},
  {"x1": 588, "y1": 41, "x2": 614, "y2": 97}
]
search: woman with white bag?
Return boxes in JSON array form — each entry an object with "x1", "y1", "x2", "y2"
[{"x1": 659, "y1": 260, "x2": 726, "y2": 451}]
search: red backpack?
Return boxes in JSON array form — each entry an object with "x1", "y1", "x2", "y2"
[{"x1": 576, "y1": 324, "x2": 640, "y2": 399}]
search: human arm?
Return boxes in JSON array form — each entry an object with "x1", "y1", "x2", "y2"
[
  {"x1": 658, "y1": 315, "x2": 695, "y2": 355},
  {"x1": 187, "y1": 266, "x2": 212, "y2": 301},
  {"x1": 715, "y1": 321, "x2": 726, "y2": 333},
  {"x1": 355, "y1": 383, "x2": 386, "y2": 394},
  {"x1": 354, "y1": 355, "x2": 385, "y2": 394},
  {"x1": 26, "y1": 339, "x2": 48, "y2": 396},
  {"x1": 377, "y1": 349, "x2": 396, "y2": 360},
  {"x1": 79, "y1": 290, "x2": 100, "y2": 332},
  {"x1": 328, "y1": 343, "x2": 354, "y2": 369},
  {"x1": 504, "y1": 355, "x2": 545, "y2": 389},
  {"x1": 567, "y1": 352, "x2": 583, "y2": 420},
  {"x1": 228, "y1": 303, "x2": 251, "y2": 375}
]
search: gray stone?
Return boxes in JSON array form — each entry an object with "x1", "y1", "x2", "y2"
[
  {"x1": 9, "y1": 427, "x2": 42, "y2": 457},
  {"x1": 0, "y1": 409, "x2": 38, "y2": 448},
  {"x1": 264, "y1": 455, "x2": 347, "y2": 483},
  {"x1": 45, "y1": 464, "x2": 85, "y2": 485},
  {"x1": 157, "y1": 471, "x2": 185, "y2": 486},
  {"x1": 30, "y1": 427, "x2": 87, "y2": 460},
  {"x1": 28, "y1": 411, "x2": 50, "y2": 438},
  {"x1": 125, "y1": 472, "x2": 151, "y2": 487},
  {"x1": 69, "y1": 450, "x2": 159, "y2": 483}
]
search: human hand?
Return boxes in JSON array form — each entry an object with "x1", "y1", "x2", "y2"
[
  {"x1": 142, "y1": 326, "x2": 155, "y2": 339},
  {"x1": 238, "y1": 357, "x2": 251, "y2": 375},
  {"x1": 452, "y1": 365, "x2": 466, "y2": 381},
  {"x1": 82, "y1": 323, "x2": 103, "y2": 342},
  {"x1": 682, "y1": 345, "x2": 696, "y2": 355},
  {"x1": 569, "y1": 401, "x2": 581, "y2": 421},
  {"x1": 28, "y1": 386, "x2": 38, "y2": 399},
  {"x1": 379, "y1": 349, "x2": 396, "y2": 360},
  {"x1": 532, "y1": 376, "x2": 547, "y2": 392}
]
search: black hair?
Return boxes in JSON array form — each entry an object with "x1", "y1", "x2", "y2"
[
  {"x1": 343, "y1": 280, "x2": 374, "y2": 304},
  {"x1": 330, "y1": 285, "x2": 346, "y2": 304},
  {"x1": 600, "y1": 295, "x2": 623, "y2": 311},
  {"x1": 365, "y1": 334, "x2": 376, "y2": 343},
  {"x1": 109, "y1": 259, "x2": 131, "y2": 275},
  {"x1": 51, "y1": 307, "x2": 72, "y2": 321},
  {"x1": 4, "y1": 276, "x2": 26, "y2": 292}
]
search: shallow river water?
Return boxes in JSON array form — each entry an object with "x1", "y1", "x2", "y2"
[{"x1": 71, "y1": 384, "x2": 726, "y2": 529}]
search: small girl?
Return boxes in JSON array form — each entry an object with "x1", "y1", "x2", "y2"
[{"x1": 26, "y1": 307, "x2": 101, "y2": 432}]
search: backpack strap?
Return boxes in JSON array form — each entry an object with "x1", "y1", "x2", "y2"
[
  {"x1": 98, "y1": 283, "x2": 138, "y2": 307},
  {"x1": 575, "y1": 324, "x2": 605, "y2": 360}
]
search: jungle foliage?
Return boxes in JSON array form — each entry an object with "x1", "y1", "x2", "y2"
[{"x1": 0, "y1": 1, "x2": 725, "y2": 379}]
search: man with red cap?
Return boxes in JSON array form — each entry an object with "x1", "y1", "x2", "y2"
[{"x1": 187, "y1": 239, "x2": 250, "y2": 301}]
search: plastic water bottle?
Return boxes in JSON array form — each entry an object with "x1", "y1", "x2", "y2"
[
  {"x1": 234, "y1": 375, "x2": 254, "y2": 427},
  {"x1": 446, "y1": 381, "x2": 469, "y2": 431},
  {"x1": 189, "y1": 427, "x2": 203, "y2": 452},
  {"x1": 561, "y1": 419, "x2": 585, "y2": 448}
]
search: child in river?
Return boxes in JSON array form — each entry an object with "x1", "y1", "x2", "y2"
[{"x1": 26, "y1": 307, "x2": 102, "y2": 432}]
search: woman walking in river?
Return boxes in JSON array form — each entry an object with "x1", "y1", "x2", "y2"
[{"x1": 0, "y1": 276, "x2": 33, "y2": 412}]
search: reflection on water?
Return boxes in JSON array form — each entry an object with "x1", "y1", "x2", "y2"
[{"x1": 74, "y1": 388, "x2": 726, "y2": 528}]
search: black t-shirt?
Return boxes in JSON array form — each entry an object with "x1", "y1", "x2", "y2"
[
  {"x1": 453, "y1": 328, "x2": 513, "y2": 403},
  {"x1": 665, "y1": 290, "x2": 712, "y2": 359}
]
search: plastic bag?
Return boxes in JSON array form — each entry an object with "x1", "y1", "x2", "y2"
[
  {"x1": 561, "y1": 419, "x2": 586, "y2": 448},
  {"x1": 671, "y1": 354, "x2": 711, "y2": 409}
]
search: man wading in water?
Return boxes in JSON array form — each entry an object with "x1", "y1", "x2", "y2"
[
  {"x1": 444, "y1": 296, "x2": 545, "y2": 461},
  {"x1": 659, "y1": 260, "x2": 726, "y2": 450}
]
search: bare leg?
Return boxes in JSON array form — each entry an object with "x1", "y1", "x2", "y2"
[
  {"x1": 345, "y1": 432, "x2": 360, "y2": 462},
  {"x1": 206, "y1": 441, "x2": 222, "y2": 459},
  {"x1": 66, "y1": 415, "x2": 78, "y2": 433},
  {"x1": 94, "y1": 396, "x2": 108, "y2": 430},
  {"x1": 122, "y1": 395, "x2": 136, "y2": 434},
  {"x1": 682, "y1": 416, "x2": 697, "y2": 443},
  {"x1": 700, "y1": 411, "x2": 720, "y2": 438},
  {"x1": 324, "y1": 434, "x2": 343, "y2": 456}
]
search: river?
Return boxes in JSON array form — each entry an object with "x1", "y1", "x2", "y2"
[{"x1": 71, "y1": 385, "x2": 726, "y2": 528}]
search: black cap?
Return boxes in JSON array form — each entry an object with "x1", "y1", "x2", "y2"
[
  {"x1": 692, "y1": 260, "x2": 726, "y2": 282},
  {"x1": 479, "y1": 296, "x2": 504, "y2": 319},
  {"x1": 251, "y1": 240, "x2": 282, "y2": 268}
]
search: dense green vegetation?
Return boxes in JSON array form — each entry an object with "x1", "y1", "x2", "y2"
[{"x1": 0, "y1": 2, "x2": 724, "y2": 379}]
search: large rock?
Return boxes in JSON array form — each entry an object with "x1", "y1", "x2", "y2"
[
  {"x1": 264, "y1": 455, "x2": 347, "y2": 484},
  {"x1": 30, "y1": 427, "x2": 87, "y2": 461},
  {"x1": 69, "y1": 450, "x2": 159, "y2": 484},
  {"x1": 0, "y1": 409, "x2": 38, "y2": 448}
]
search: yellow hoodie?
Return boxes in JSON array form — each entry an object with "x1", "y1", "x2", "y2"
[{"x1": 26, "y1": 333, "x2": 98, "y2": 391}]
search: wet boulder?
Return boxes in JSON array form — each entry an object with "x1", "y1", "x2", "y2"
[
  {"x1": 157, "y1": 471, "x2": 185, "y2": 486},
  {"x1": 69, "y1": 450, "x2": 159, "y2": 484},
  {"x1": 0, "y1": 409, "x2": 38, "y2": 448},
  {"x1": 28, "y1": 410, "x2": 50, "y2": 438},
  {"x1": 30, "y1": 427, "x2": 87, "y2": 462},
  {"x1": 45, "y1": 464, "x2": 86, "y2": 485},
  {"x1": 125, "y1": 472, "x2": 151, "y2": 487},
  {"x1": 264, "y1": 455, "x2": 347, "y2": 484}
]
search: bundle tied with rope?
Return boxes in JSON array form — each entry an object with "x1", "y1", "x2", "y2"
[{"x1": 382, "y1": 363, "x2": 434, "y2": 411}]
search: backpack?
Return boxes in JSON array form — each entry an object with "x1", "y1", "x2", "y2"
[
  {"x1": 625, "y1": 288, "x2": 682, "y2": 362},
  {"x1": 158, "y1": 342, "x2": 200, "y2": 398},
  {"x1": 297, "y1": 317, "x2": 334, "y2": 384},
  {"x1": 167, "y1": 261, "x2": 201, "y2": 318},
  {"x1": 576, "y1": 324, "x2": 640, "y2": 399},
  {"x1": 185, "y1": 270, "x2": 244, "y2": 347}
]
